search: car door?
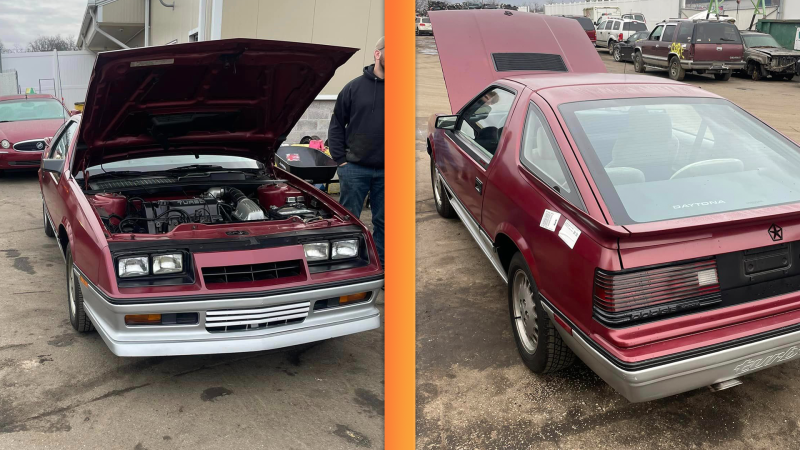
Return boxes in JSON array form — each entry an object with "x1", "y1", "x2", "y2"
[
  {"x1": 641, "y1": 24, "x2": 665, "y2": 66},
  {"x1": 40, "y1": 121, "x2": 76, "y2": 228},
  {"x1": 658, "y1": 24, "x2": 678, "y2": 62},
  {"x1": 437, "y1": 86, "x2": 517, "y2": 223},
  {"x1": 596, "y1": 19, "x2": 607, "y2": 44}
]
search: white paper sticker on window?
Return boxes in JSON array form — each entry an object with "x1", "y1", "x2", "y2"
[
  {"x1": 697, "y1": 269, "x2": 718, "y2": 286},
  {"x1": 558, "y1": 220, "x2": 581, "y2": 249},
  {"x1": 539, "y1": 209, "x2": 561, "y2": 232}
]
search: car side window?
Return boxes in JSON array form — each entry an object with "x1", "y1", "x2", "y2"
[
  {"x1": 48, "y1": 122, "x2": 75, "y2": 160},
  {"x1": 597, "y1": 20, "x2": 606, "y2": 30},
  {"x1": 676, "y1": 22, "x2": 694, "y2": 43},
  {"x1": 614, "y1": 21, "x2": 622, "y2": 31},
  {"x1": 650, "y1": 25, "x2": 664, "y2": 41},
  {"x1": 662, "y1": 25, "x2": 676, "y2": 42},
  {"x1": 519, "y1": 103, "x2": 583, "y2": 208},
  {"x1": 456, "y1": 87, "x2": 515, "y2": 160}
]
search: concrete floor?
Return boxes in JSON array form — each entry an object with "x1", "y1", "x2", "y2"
[
  {"x1": 0, "y1": 173, "x2": 383, "y2": 449},
  {"x1": 415, "y1": 36, "x2": 800, "y2": 449}
]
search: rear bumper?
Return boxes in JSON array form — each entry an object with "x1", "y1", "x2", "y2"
[
  {"x1": 681, "y1": 60, "x2": 745, "y2": 71},
  {"x1": 77, "y1": 267, "x2": 382, "y2": 357},
  {"x1": 542, "y1": 300, "x2": 800, "y2": 403}
]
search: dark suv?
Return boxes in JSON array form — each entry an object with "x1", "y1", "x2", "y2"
[{"x1": 634, "y1": 19, "x2": 745, "y2": 81}]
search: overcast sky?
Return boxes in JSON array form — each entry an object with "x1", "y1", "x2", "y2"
[{"x1": 0, "y1": 0, "x2": 87, "y2": 49}]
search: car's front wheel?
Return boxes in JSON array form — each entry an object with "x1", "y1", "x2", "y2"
[
  {"x1": 43, "y1": 203, "x2": 55, "y2": 237},
  {"x1": 508, "y1": 252, "x2": 574, "y2": 374},
  {"x1": 66, "y1": 244, "x2": 94, "y2": 333},
  {"x1": 431, "y1": 159, "x2": 456, "y2": 219},
  {"x1": 714, "y1": 72, "x2": 732, "y2": 81},
  {"x1": 633, "y1": 52, "x2": 646, "y2": 73},
  {"x1": 612, "y1": 45, "x2": 621, "y2": 62},
  {"x1": 784, "y1": 74, "x2": 794, "y2": 81},
  {"x1": 750, "y1": 62, "x2": 763, "y2": 81}
]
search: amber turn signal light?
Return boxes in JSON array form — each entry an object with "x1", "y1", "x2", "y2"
[
  {"x1": 125, "y1": 314, "x2": 162, "y2": 325},
  {"x1": 339, "y1": 292, "x2": 369, "y2": 304}
]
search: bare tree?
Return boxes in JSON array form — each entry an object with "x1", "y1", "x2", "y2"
[
  {"x1": 26, "y1": 35, "x2": 80, "y2": 52},
  {"x1": 416, "y1": 0, "x2": 428, "y2": 14}
]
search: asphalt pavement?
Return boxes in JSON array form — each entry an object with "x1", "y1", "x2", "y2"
[{"x1": 415, "y1": 35, "x2": 800, "y2": 450}]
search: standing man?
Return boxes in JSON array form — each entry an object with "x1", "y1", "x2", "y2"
[{"x1": 329, "y1": 37, "x2": 385, "y2": 267}]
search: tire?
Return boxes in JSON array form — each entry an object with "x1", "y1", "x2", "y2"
[
  {"x1": 773, "y1": 74, "x2": 785, "y2": 81},
  {"x1": 669, "y1": 57, "x2": 685, "y2": 81},
  {"x1": 415, "y1": 28, "x2": 419, "y2": 36},
  {"x1": 751, "y1": 63, "x2": 763, "y2": 81},
  {"x1": 66, "y1": 244, "x2": 94, "y2": 333},
  {"x1": 613, "y1": 45, "x2": 621, "y2": 62},
  {"x1": 633, "y1": 52, "x2": 646, "y2": 73},
  {"x1": 43, "y1": 203, "x2": 55, "y2": 237},
  {"x1": 507, "y1": 252, "x2": 575, "y2": 374},
  {"x1": 785, "y1": 74, "x2": 795, "y2": 81},
  {"x1": 430, "y1": 159, "x2": 456, "y2": 219},
  {"x1": 714, "y1": 72, "x2": 732, "y2": 81},
  {"x1": 607, "y1": 40, "x2": 615, "y2": 54}
]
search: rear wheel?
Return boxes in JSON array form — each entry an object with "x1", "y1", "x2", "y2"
[
  {"x1": 669, "y1": 57, "x2": 685, "y2": 81},
  {"x1": 607, "y1": 40, "x2": 615, "y2": 54},
  {"x1": 508, "y1": 252, "x2": 575, "y2": 374},
  {"x1": 431, "y1": 159, "x2": 456, "y2": 219},
  {"x1": 66, "y1": 244, "x2": 94, "y2": 333},
  {"x1": 714, "y1": 71, "x2": 732, "y2": 81},
  {"x1": 612, "y1": 45, "x2": 622, "y2": 62},
  {"x1": 43, "y1": 203, "x2": 55, "y2": 237},
  {"x1": 633, "y1": 52, "x2": 646, "y2": 73}
]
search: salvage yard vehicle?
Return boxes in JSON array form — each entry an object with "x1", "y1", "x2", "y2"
[
  {"x1": 634, "y1": 19, "x2": 744, "y2": 81},
  {"x1": 556, "y1": 16, "x2": 597, "y2": 45},
  {"x1": 740, "y1": 30, "x2": 799, "y2": 81},
  {"x1": 0, "y1": 94, "x2": 74, "y2": 173},
  {"x1": 416, "y1": 16, "x2": 433, "y2": 35},
  {"x1": 595, "y1": 17, "x2": 647, "y2": 54},
  {"x1": 39, "y1": 39, "x2": 383, "y2": 357},
  {"x1": 612, "y1": 31, "x2": 650, "y2": 62},
  {"x1": 428, "y1": 9, "x2": 800, "y2": 402}
]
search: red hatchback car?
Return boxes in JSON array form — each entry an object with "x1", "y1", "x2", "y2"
[
  {"x1": 40, "y1": 39, "x2": 383, "y2": 357},
  {"x1": 0, "y1": 94, "x2": 72, "y2": 173},
  {"x1": 428, "y1": 10, "x2": 800, "y2": 402}
]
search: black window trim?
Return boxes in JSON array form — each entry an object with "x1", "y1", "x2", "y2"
[
  {"x1": 519, "y1": 101, "x2": 586, "y2": 212},
  {"x1": 46, "y1": 120, "x2": 74, "y2": 160},
  {"x1": 649, "y1": 24, "x2": 664, "y2": 41},
  {"x1": 449, "y1": 84, "x2": 518, "y2": 170}
]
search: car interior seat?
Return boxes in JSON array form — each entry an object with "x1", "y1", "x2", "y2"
[
  {"x1": 606, "y1": 109, "x2": 679, "y2": 181},
  {"x1": 475, "y1": 126, "x2": 500, "y2": 155}
]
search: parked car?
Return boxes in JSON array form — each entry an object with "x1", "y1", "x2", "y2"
[
  {"x1": 740, "y1": 30, "x2": 799, "y2": 81},
  {"x1": 634, "y1": 19, "x2": 744, "y2": 81},
  {"x1": 39, "y1": 39, "x2": 383, "y2": 357},
  {"x1": 416, "y1": 16, "x2": 433, "y2": 35},
  {"x1": 557, "y1": 15, "x2": 597, "y2": 45},
  {"x1": 0, "y1": 94, "x2": 74, "y2": 174},
  {"x1": 429, "y1": 9, "x2": 800, "y2": 403},
  {"x1": 621, "y1": 13, "x2": 646, "y2": 23},
  {"x1": 595, "y1": 17, "x2": 648, "y2": 53},
  {"x1": 612, "y1": 31, "x2": 650, "y2": 62}
]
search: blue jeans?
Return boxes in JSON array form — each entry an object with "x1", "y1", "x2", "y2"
[{"x1": 337, "y1": 162, "x2": 384, "y2": 267}]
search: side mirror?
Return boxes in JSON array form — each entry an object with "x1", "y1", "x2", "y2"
[
  {"x1": 69, "y1": 110, "x2": 80, "y2": 116},
  {"x1": 41, "y1": 158, "x2": 65, "y2": 174},
  {"x1": 435, "y1": 115, "x2": 457, "y2": 130}
]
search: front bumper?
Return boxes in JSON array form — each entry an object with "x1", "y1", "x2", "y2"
[
  {"x1": 542, "y1": 301, "x2": 800, "y2": 403},
  {"x1": 681, "y1": 60, "x2": 745, "y2": 72},
  {"x1": 0, "y1": 150, "x2": 42, "y2": 169},
  {"x1": 77, "y1": 267, "x2": 382, "y2": 357}
]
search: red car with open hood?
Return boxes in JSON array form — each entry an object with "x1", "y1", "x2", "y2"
[
  {"x1": 428, "y1": 10, "x2": 800, "y2": 402},
  {"x1": 0, "y1": 94, "x2": 72, "y2": 172},
  {"x1": 39, "y1": 39, "x2": 383, "y2": 357}
]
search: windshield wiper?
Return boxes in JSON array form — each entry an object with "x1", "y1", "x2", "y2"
[
  {"x1": 90, "y1": 170, "x2": 147, "y2": 177},
  {"x1": 166, "y1": 164, "x2": 226, "y2": 172}
]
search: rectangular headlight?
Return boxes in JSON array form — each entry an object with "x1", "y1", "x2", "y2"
[
  {"x1": 332, "y1": 239, "x2": 359, "y2": 260},
  {"x1": 118, "y1": 256, "x2": 149, "y2": 278},
  {"x1": 153, "y1": 253, "x2": 183, "y2": 275},
  {"x1": 303, "y1": 242, "x2": 330, "y2": 261}
]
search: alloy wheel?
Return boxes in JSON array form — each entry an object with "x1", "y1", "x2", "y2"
[
  {"x1": 512, "y1": 270, "x2": 538, "y2": 354},
  {"x1": 433, "y1": 168, "x2": 443, "y2": 207},
  {"x1": 613, "y1": 47, "x2": 620, "y2": 62},
  {"x1": 68, "y1": 266, "x2": 76, "y2": 318}
]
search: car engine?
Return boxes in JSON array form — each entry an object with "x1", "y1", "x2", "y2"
[{"x1": 90, "y1": 185, "x2": 330, "y2": 234}]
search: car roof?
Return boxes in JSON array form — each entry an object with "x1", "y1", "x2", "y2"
[
  {"x1": 739, "y1": 30, "x2": 766, "y2": 35},
  {"x1": 0, "y1": 94, "x2": 57, "y2": 101}
]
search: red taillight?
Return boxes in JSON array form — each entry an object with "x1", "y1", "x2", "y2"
[
  {"x1": 593, "y1": 259, "x2": 722, "y2": 325},
  {"x1": 619, "y1": 33, "x2": 624, "y2": 41}
]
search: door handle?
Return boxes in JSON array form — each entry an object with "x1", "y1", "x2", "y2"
[{"x1": 474, "y1": 177, "x2": 483, "y2": 195}]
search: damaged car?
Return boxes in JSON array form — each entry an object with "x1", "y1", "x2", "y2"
[
  {"x1": 428, "y1": 10, "x2": 800, "y2": 402},
  {"x1": 740, "y1": 30, "x2": 798, "y2": 81},
  {"x1": 40, "y1": 39, "x2": 383, "y2": 357}
]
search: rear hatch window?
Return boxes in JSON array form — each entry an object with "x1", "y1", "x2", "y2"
[
  {"x1": 574, "y1": 17, "x2": 595, "y2": 31},
  {"x1": 623, "y1": 22, "x2": 648, "y2": 32},
  {"x1": 694, "y1": 23, "x2": 741, "y2": 44},
  {"x1": 559, "y1": 98, "x2": 800, "y2": 225},
  {"x1": 422, "y1": 18, "x2": 431, "y2": 23}
]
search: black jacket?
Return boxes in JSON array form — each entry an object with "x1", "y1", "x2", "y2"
[{"x1": 328, "y1": 65, "x2": 384, "y2": 168}]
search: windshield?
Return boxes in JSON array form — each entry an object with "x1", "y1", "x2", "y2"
[
  {"x1": 0, "y1": 99, "x2": 66, "y2": 122},
  {"x1": 630, "y1": 32, "x2": 648, "y2": 41},
  {"x1": 744, "y1": 34, "x2": 782, "y2": 48},
  {"x1": 559, "y1": 98, "x2": 800, "y2": 224},
  {"x1": 85, "y1": 155, "x2": 262, "y2": 177},
  {"x1": 694, "y1": 23, "x2": 741, "y2": 44},
  {"x1": 623, "y1": 22, "x2": 648, "y2": 31},
  {"x1": 574, "y1": 17, "x2": 595, "y2": 31}
]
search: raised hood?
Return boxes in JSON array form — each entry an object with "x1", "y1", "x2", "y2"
[
  {"x1": 428, "y1": 10, "x2": 606, "y2": 113},
  {"x1": 74, "y1": 38, "x2": 356, "y2": 170}
]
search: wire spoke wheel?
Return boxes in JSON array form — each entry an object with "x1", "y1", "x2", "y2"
[{"x1": 512, "y1": 270, "x2": 538, "y2": 354}]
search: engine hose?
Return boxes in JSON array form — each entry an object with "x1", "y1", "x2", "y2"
[{"x1": 222, "y1": 187, "x2": 249, "y2": 206}]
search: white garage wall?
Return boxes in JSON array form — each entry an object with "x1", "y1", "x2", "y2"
[
  {"x1": 0, "y1": 51, "x2": 96, "y2": 109},
  {"x1": 545, "y1": 0, "x2": 680, "y2": 25}
]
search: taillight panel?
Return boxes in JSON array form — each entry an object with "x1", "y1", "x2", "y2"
[{"x1": 594, "y1": 259, "x2": 722, "y2": 326}]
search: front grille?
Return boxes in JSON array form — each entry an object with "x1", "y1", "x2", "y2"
[
  {"x1": 92, "y1": 176, "x2": 179, "y2": 190},
  {"x1": 13, "y1": 140, "x2": 46, "y2": 151},
  {"x1": 205, "y1": 301, "x2": 309, "y2": 332},
  {"x1": 492, "y1": 53, "x2": 568, "y2": 72},
  {"x1": 202, "y1": 260, "x2": 304, "y2": 285}
]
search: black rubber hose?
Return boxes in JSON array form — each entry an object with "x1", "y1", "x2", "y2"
[{"x1": 222, "y1": 187, "x2": 248, "y2": 206}]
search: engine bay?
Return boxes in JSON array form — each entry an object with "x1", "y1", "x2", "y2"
[{"x1": 87, "y1": 182, "x2": 333, "y2": 235}]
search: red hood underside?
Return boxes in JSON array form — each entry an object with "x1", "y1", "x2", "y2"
[{"x1": 74, "y1": 38, "x2": 357, "y2": 169}]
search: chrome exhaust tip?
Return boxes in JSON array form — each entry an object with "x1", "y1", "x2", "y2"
[{"x1": 708, "y1": 378, "x2": 743, "y2": 392}]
